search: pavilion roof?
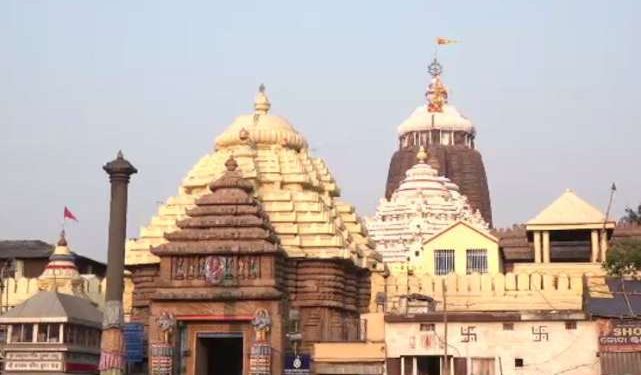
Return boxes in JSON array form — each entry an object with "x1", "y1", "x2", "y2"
[{"x1": 0, "y1": 291, "x2": 102, "y2": 327}]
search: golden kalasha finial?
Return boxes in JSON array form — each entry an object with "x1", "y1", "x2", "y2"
[
  {"x1": 254, "y1": 83, "x2": 271, "y2": 115},
  {"x1": 58, "y1": 230, "x2": 67, "y2": 246},
  {"x1": 417, "y1": 146, "x2": 428, "y2": 163},
  {"x1": 426, "y1": 57, "x2": 448, "y2": 113}
]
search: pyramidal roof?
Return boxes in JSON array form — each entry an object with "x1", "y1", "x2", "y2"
[
  {"x1": 0, "y1": 291, "x2": 102, "y2": 327},
  {"x1": 527, "y1": 189, "x2": 613, "y2": 227},
  {"x1": 366, "y1": 147, "x2": 487, "y2": 264},
  {"x1": 38, "y1": 232, "x2": 87, "y2": 298},
  {"x1": 152, "y1": 155, "x2": 281, "y2": 256},
  {"x1": 126, "y1": 86, "x2": 380, "y2": 269}
]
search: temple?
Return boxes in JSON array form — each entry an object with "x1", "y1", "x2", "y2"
[
  {"x1": 384, "y1": 59, "x2": 492, "y2": 224},
  {"x1": 367, "y1": 147, "x2": 488, "y2": 274},
  {"x1": 124, "y1": 86, "x2": 381, "y2": 375},
  {"x1": 0, "y1": 232, "x2": 103, "y2": 374}
]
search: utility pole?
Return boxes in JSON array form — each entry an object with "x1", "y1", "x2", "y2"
[{"x1": 442, "y1": 278, "x2": 449, "y2": 375}]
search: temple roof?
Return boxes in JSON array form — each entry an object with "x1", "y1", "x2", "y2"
[
  {"x1": 127, "y1": 86, "x2": 380, "y2": 270},
  {"x1": 0, "y1": 291, "x2": 102, "y2": 327},
  {"x1": 152, "y1": 156, "x2": 281, "y2": 256},
  {"x1": 38, "y1": 232, "x2": 88, "y2": 298},
  {"x1": 367, "y1": 147, "x2": 487, "y2": 263},
  {"x1": 527, "y1": 189, "x2": 615, "y2": 229},
  {"x1": 398, "y1": 104, "x2": 473, "y2": 135},
  {"x1": 424, "y1": 221, "x2": 498, "y2": 247},
  {"x1": 397, "y1": 59, "x2": 474, "y2": 135}
]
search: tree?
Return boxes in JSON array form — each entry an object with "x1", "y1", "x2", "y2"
[
  {"x1": 604, "y1": 238, "x2": 641, "y2": 278},
  {"x1": 622, "y1": 204, "x2": 641, "y2": 224}
]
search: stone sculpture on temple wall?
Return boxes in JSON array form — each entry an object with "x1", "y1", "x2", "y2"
[
  {"x1": 170, "y1": 255, "x2": 261, "y2": 282},
  {"x1": 150, "y1": 312, "x2": 176, "y2": 375},
  {"x1": 250, "y1": 308, "x2": 273, "y2": 375}
]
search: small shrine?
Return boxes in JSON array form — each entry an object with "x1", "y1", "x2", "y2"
[
  {"x1": 367, "y1": 147, "x2": 488, "y2": 274},
  {"x1": 0, "y1": 232, "x2": 103, "y2": 374}
]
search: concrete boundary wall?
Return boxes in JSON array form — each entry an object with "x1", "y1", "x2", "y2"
[{"x1": 381, "y1": 272, "x2": 583, "y2": 312}]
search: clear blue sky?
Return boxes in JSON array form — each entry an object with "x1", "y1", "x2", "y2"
[{"x1": 1, "y1": 0, "x2": 640, "y2": 262}]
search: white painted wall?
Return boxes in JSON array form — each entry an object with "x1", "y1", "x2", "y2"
[{"x1": 385, "y1": 320, "x2": 600, "y2": 375}]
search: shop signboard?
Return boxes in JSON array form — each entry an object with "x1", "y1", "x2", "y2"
[{"x1": 598, "y1": 319, "x2": 641, "y2": 352}]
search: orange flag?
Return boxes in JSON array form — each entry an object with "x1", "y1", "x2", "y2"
[{"x1": 436, "y1": 37, "x2": 460, "y2": 45}]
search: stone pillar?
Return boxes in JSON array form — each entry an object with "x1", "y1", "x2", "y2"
[
  {"x1": 533, "y1": 231, "x2": 542, "y2": 263},
  {"x1": 99, "y1": 151, "x2": 137, "y2": 375},
  {"x1": 412, "y1": 356, "x2": 417, "y2": 375},
  {"x1": 600, "y1": 230, "x2": 608, "y2": 262},
  {"x1": 542, "y1": 231, "x2": 551, "y2": 263},
  {"x1": 591, "y1": 230, "x2": 599, "y2": 263}
]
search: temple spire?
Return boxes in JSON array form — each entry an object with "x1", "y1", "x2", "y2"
[
  {"x1": 254, "y1": 84, "x2": 271, "y2": 115},
  {"x1": 38, "y1": 231, "x2": 85, "y2": 297}
]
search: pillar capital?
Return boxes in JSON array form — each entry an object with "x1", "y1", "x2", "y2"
[{"x1": 103, "y1": 151, "x2": 138, "y2": 181}]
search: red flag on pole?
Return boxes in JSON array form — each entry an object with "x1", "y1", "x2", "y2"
[{"x1": 63, "y1": 206, "x2": 78, "y2": 222}]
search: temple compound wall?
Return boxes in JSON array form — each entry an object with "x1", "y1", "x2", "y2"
[{"x1": 376, "y1": 272, "x2": 584, "y2": 313}]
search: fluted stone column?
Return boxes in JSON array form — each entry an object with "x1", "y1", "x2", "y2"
[{"x1": 99, "y1": 151, "x2": 137, "y2": 375}]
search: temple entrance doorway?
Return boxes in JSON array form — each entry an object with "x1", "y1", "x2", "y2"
[
  {"x1": 196, "y1": 333, "x2": 243, "y2": 375},
  {"x1": 416, "y1": 356, "x2": 441, "y2": 375}
]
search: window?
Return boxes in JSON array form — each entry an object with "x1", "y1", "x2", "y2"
[
  {"x1": 502, "y1": 323, "x2": 514, "y2": 331},
  {"x1": 64, "y1": 325, "x2": 82, "y2": 345},
  {"x1": 10, "y1": 324, "x2": 34, "y2": 343},
  {"x1": 565, "y1": 321, "x2": 577, "y2": 330},
  {"x1": 471, "y1": 358, "x2": 495, "y2": 375},
  {"x1": 37, "y1": 323, "x2": 60, "y2": 343},
  {"x1": 515, "y1": 358, "x2": 524, "y2": 367},
  {"x1": 420, "y1": 323, "x2": 435, "y2": 331},
  {"x1": 0, "y1": 325, "x2": 7, "y2": 344},
  {"x1": 434, "y1": 249, "x2": 455, "y2": 275},
  {"x1": 466, "y1": 249, "x2": 488, "y2": 274}
]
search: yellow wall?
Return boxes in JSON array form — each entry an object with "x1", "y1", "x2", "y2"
[
  {"x1": 410, "y1": 222, "x2": 501, "y2": 276},
  {"x1": 0, "y1": 275, "x2": 134, "y2": 319}
]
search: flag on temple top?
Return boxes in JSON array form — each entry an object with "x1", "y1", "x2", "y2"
[
  {"x1": 436, "y1": 37, "x2": 460, "y2": 45},
  {"x1": 63, "y1": 206, "x2": 78, "y2": 222}
]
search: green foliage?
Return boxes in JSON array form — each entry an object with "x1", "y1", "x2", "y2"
[
  {"x1": 604, "y1": 239, "x2": 641, "y2": 277},
  {"x1": 622, "y1": 204, "x2": 641, "y2": 224}
]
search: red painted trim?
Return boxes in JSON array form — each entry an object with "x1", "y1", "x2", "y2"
[
  {"x1": 176, "y1": 314, "x2": 253, "y2": 321},
  {"x1": 65, "y1": 362, "x2": 98, "y2": 372}
]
